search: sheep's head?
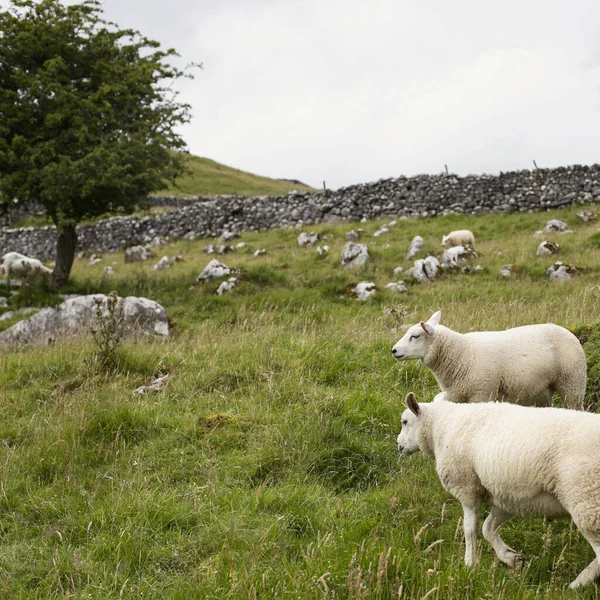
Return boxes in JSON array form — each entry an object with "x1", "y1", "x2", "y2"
[
  {"x1": 397, "y1": 392, "x2": 423, "y2": 455},
  {"x1": 441, "y1": 235, "x2": 449, "y2": 247},
  {"x1": 391, "y1": 310, "x2": 440, "y2": 361}
]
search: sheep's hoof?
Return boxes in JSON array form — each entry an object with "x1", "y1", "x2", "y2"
[{"x1": 501, "y1": 549, "x2": 524, "y2": 569}]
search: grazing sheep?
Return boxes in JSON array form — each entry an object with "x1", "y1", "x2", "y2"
[
  {"x1": 397, "y1": 393, "x2": 600, "y2": 588},
  {"x1": 441, "y1": 230, "x2": 475, "y2": 248},
  {"x1": 2, "y1": 252, "x2": 52, "y2": 280},
  {"x1": 391, "y1": 311, "x2": 585, "y2": 409}
]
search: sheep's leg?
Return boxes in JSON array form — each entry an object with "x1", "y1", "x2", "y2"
[
  {"x1": 482, "y1": 506, "x2": 523, "y2": 568},
  {"x1": 462, "y1": 503, "x2": 479, "y2": 566},
  {"x1": 570, "y1": 539, "x2": 600, "y2": 588}
]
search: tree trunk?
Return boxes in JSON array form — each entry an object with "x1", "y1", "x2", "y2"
[{"x1": 49, "y1": 224, "x2": 77, "y2": 290}]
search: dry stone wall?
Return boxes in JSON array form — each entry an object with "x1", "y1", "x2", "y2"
[{"x1": 2, "y1": 164, "x2": 600, "y2": 259}]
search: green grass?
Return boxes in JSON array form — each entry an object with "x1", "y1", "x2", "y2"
[
  {"x1": 1, "y1": 204, "x2": 600, "y2": 598},
  {"x1": 154, "y1": 154, "x2": 315, "y2": 198}
]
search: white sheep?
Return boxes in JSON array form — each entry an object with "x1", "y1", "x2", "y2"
[
  {"x1": 2, "y1": 252, "x2": 52, "y2": 281},
  {"x1": 441, "y1": 229, "x2": 475, "y2": 248},
  {"x1": 397, "y1": 393, "x2": 600, "y2": 588},
  {"x1": 391, "y1": 311, "x2": 585, "y2": 410}
]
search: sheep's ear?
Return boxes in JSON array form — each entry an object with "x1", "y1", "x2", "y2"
[
  {"x1": 427, "y1": 311, "x2": 441, "y2": 327},
  {"x1": 420, "y1": 321, "x2": 435, "y2": 336},
  {"x1": 406, "y1": 392, "x2": 421, "y2": 416}
]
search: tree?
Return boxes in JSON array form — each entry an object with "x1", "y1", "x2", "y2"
[{"x1": 0, "y1": 0, "x2": 194, "y2": 288}]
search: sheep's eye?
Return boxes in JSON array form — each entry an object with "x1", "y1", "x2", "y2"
[
  {"x1": 401, "y1": 419, "x2": 407, "y2": 425},
  {"x1": 409, "y1": 334, "x2": 420, "y2": 340}
]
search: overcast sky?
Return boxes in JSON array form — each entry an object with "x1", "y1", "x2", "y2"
[{"x1": 20, "y1": 1, "x2": 600, "y2": 188}]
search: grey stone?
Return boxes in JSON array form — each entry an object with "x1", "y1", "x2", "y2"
[
  {"x1": 352, "y1": 281, "x2": 376, "y2": 301},
  {"x1": 196, "y1": 259, "x2": 232, "y2": 282},
  {"x1": 124, "y1": 245, "x2": 153, "y2": 263},
  {"x1": 405, "y1": 235, "x2": 425, "y2": 260},
  {"x1": 544, "y1": 219, "x2": 569, "y2": 232},
  {"x1": 0, "y1": 295, "x2": 168, "y2": 346},
  {"x1": 297, "y1": 232, "x2": 319, "y2": 247},
  {"x1": 340, "y1": 242, "x2": 369, "y2": 269},
  {"x1": 536, "y1": 241, "x2": 560, "y2": 256}
]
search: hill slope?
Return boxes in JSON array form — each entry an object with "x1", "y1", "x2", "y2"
[
  {"x1": 1, "y1": 205, "x2": 600, "y2": 597},
  {"x1": 154, "y1": 154, "x2": 315, "y2": 197}
]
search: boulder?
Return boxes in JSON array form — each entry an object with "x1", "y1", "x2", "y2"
[
  {"x1": 218, "y1": 231, "x2": 239, "y2": 243},
  {"x1": 536, "y1": 241, "x2": 560, "y2": 256},
  {"x1": 405, "y1": 236, "x2": 425, "y2": 260},
  {"x1": 253, "y1": 249, "x2": 267, "y2": 256},
  {"x1": 546, "y1": 261, "x2": 577, "y2": 282},
  {"x1": 352, "y1": 281, "x2": 376, "y2": 300},
  {"x1": 373, "y1": 226, "x2": 389, "y2": 238},
  {"x1": 316, "y1": 245, "x2": 329, "y2": 255},
  {"x1": 385, "y1": 281, "x2": 408, "y2": 293},
  {"x1": 298, "y1": 232, "x2": 320, "y2": 247},
  {"x1": 341, "y1": 242, "x2": 369, "y2": 269},
  {"x1": 215, "y1": 277, "x2": 238, "y2": 296},
  {"x1": 152, "y1": 256, "x2": 171, "y2": 271},
  {"x1": 576, "y1": 211, "x2": 597, "y2": 223},
  {"x1": 196, "y1": 259, "x2": 232, "y2": 282},
  {"x1": 124, "y1": 245, "x2": 154, "y2": 263},
  {"x1": 499, "y1": 264, "x2": 514, "y2": 277},
  {"x1": 544, "y1": 219, "x2": 568, "y2": 232},
  {"x1": 405, "y1": 256, "x2": 440, "y2": 282},
  {"x1": 0, "y1": 295, "x2": 168, "y2": 346}
]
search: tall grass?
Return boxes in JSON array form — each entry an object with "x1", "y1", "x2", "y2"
[{"x1": 0, "y1": 204, "x2": 599, "y2": 597}]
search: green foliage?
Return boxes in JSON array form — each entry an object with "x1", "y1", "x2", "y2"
[{"x1": 0, "y1": 0, "x2": 194, "y2": 285}]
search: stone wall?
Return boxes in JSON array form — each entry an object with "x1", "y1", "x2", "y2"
[{"x1": 2, "y1": 164, "x2": 600, "y2": 259}]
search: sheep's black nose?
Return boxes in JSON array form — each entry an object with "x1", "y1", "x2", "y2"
[{"x1": 391, "y1": 347, "x2": 397, "y2": 355}]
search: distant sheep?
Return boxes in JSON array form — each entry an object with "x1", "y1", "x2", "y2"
[
  {"x1": 391, "y1": 311, "x2": 585, "y2": 409},
  {"x1": 397, "y1": 394, "x2": 600, "y2": 588},
  {"x1": 2, "y1": 252, "x2": 52, "y2": 280},
  {"x1": 441, "y1": 230, "x2": 475, "y2": 248}
]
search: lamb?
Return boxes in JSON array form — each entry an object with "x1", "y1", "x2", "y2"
[
  {"x1": 391, "y1": 311, "x2": 585, "y2": 410},
  {"x1": 441, "y1": 229, "x2": 475, "y2": 248},
  {"x1": 397, "y1": 393, "x2": 600, "y2": 588},
  {"x1": 2, "y1": 252, "x2": 52, "y2": 281}
]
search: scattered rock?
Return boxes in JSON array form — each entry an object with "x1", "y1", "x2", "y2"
[
  {"x1": 298, "y1": 232, "x2": 320, "y2": 247},
  {"x1": 152, "y1": 256, "x2": 171, "y2": 271},
  {"x1": 196, "y1": 259, "x2": 232, "y2": 282},
  {"x1": 533, "y1": 230, "x2": 544, "y2": 238},
  {"x1": 461, "y1": 265, "x2": 483, "y2": 274},
  {"x1": 316, "y1": 245, "x2": 329, "y2": 256},
  {"x1": 134, "y1": 374, "x2": 170, "y2": 395},
  {"x1": 536, "y1": 241, "x2": 560, "y2": 256},
  {"x1": 124, "y1": 245, "x2": 154, "y2": 263},
  {"x1": 215, "y1": 277, "x2": 238, "y2": 296},
  {"x1": 253, "y1": 249, "x2": 267, "y2": 257},
  {"x1": 0, "y1": 295, "x2": 168, "y2": 346},
  {"x1": 406, "y1": 236, "x2": 425, "y2": 260},
  {"x1": 352, "y1": 281, "x2": 376, "y2": 300},
  {"x1": 218, "y1": 231, "x2": 239, "y2": 243},
  {"x1": 405, "y1": 256, "x2": 440, "y2": 282},
  {"x1": 103, "y1": 266, "x2": 115, "y2": 276},
  {"x1": 0, "y1": 297, "x2": 7, "y2": 308},
  {"x1": 544, "y1": 219, "x2": 569, "y2": 232},
  {"x1": 147, "y1": 236, "x2": 168, "y2": 248},
  {"x1": 341, "y1": 242, "x2": 369, "y2": 269},
  {"x1": 546, "y1": 261, "x2": 577, "y2": 282},
  {"x1": 345, "y1": 230, "x2": 360, "y2": 242},
  {"x1": 393, "y1": 266, "x2": 404, "y2": 276},
  {"x1": 576, "y1": 211, "x2": 597, "y2": 222},
  {"x1": 204, "y1": 244, "x2": 235, "y2": 255},
  {"x1": 236, "y1": 242, "x2": 246, "y2": 249},
  {"x1": 373, "y1": 226, "x2": 389, "y2": 238},
  {"x1": 388, "y1": 220, "x2": 397, "y2": 227},
  {"x1": 87, "y1": 254, "x2": 102, "y2": 266},
  {"x1": 385, "y1": 281, "x2": 408, "y2": 293},
  {"x1": 499, "y1": 264, "x2": 514, "y2": 277}
]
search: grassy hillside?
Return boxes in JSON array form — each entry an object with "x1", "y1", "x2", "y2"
[
  {"x1": 1, "y1": 205, "x2": 600, "y2": 598},
  {"x1": 154, "y1": 154, "x2": 315, "y2": 197}
]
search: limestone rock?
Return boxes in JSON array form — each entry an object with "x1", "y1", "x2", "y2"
[
  {"x1": 0, "y1": 295, "x2": 168, "y2": 346},
  {"x1": 298, "y1": 232, "x2": 320, "y2": 247},
  {"x1": 499, "y1": 264, "x2": 514, "y2": 277},
  {"x1": 215, "y1": 277, "x2": 238, "y2": 296},
  {"x1": 385, "y1": 281, "x2": 408, "y2": 293},
  {"x1": 196, "y1": 259, "x2": 232, "y2": 282},
  {"x1": 536, "y1": 241, "x2": 559, "y2": 256},
  {"x1": 124, "y1": 245, "x2": 154, "y2": 263},
  {"x1": 576, "y1": 211, "x2": 597, "y2": 222},
  {"x1": 405, "y1": 256, "x2": 440, "y2": 282},
  {"x1": 341, "y1": 242, "x2": 369, "y2": 269},
  {"x1": 544, "y1": 219, "x2": 568, "y2": 232},
  {"x1": 352, "y1": 281, "x2": 376, "y2": 300},
  {"x1": 152, "y1": 256, "x2": 171, "y2": 271},
  {"x1": 405, "y1": 236, "x2": 425, "y2": 260},
  {"x1": 546, "y1": 261, "x2": 577, "y2": 282}
]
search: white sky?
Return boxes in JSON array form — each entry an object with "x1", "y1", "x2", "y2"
[{"x1": 12, "y1": 1, "x2": 600, "y2": 188}]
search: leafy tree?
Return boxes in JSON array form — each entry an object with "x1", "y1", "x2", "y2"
[{"x1": 0, "y1": 0, "x2": 194, "y2": 288}]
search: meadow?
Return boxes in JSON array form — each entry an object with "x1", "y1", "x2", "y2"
[{"x1": 0, "y1": 204, "x2": 600, "y2": 599}]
